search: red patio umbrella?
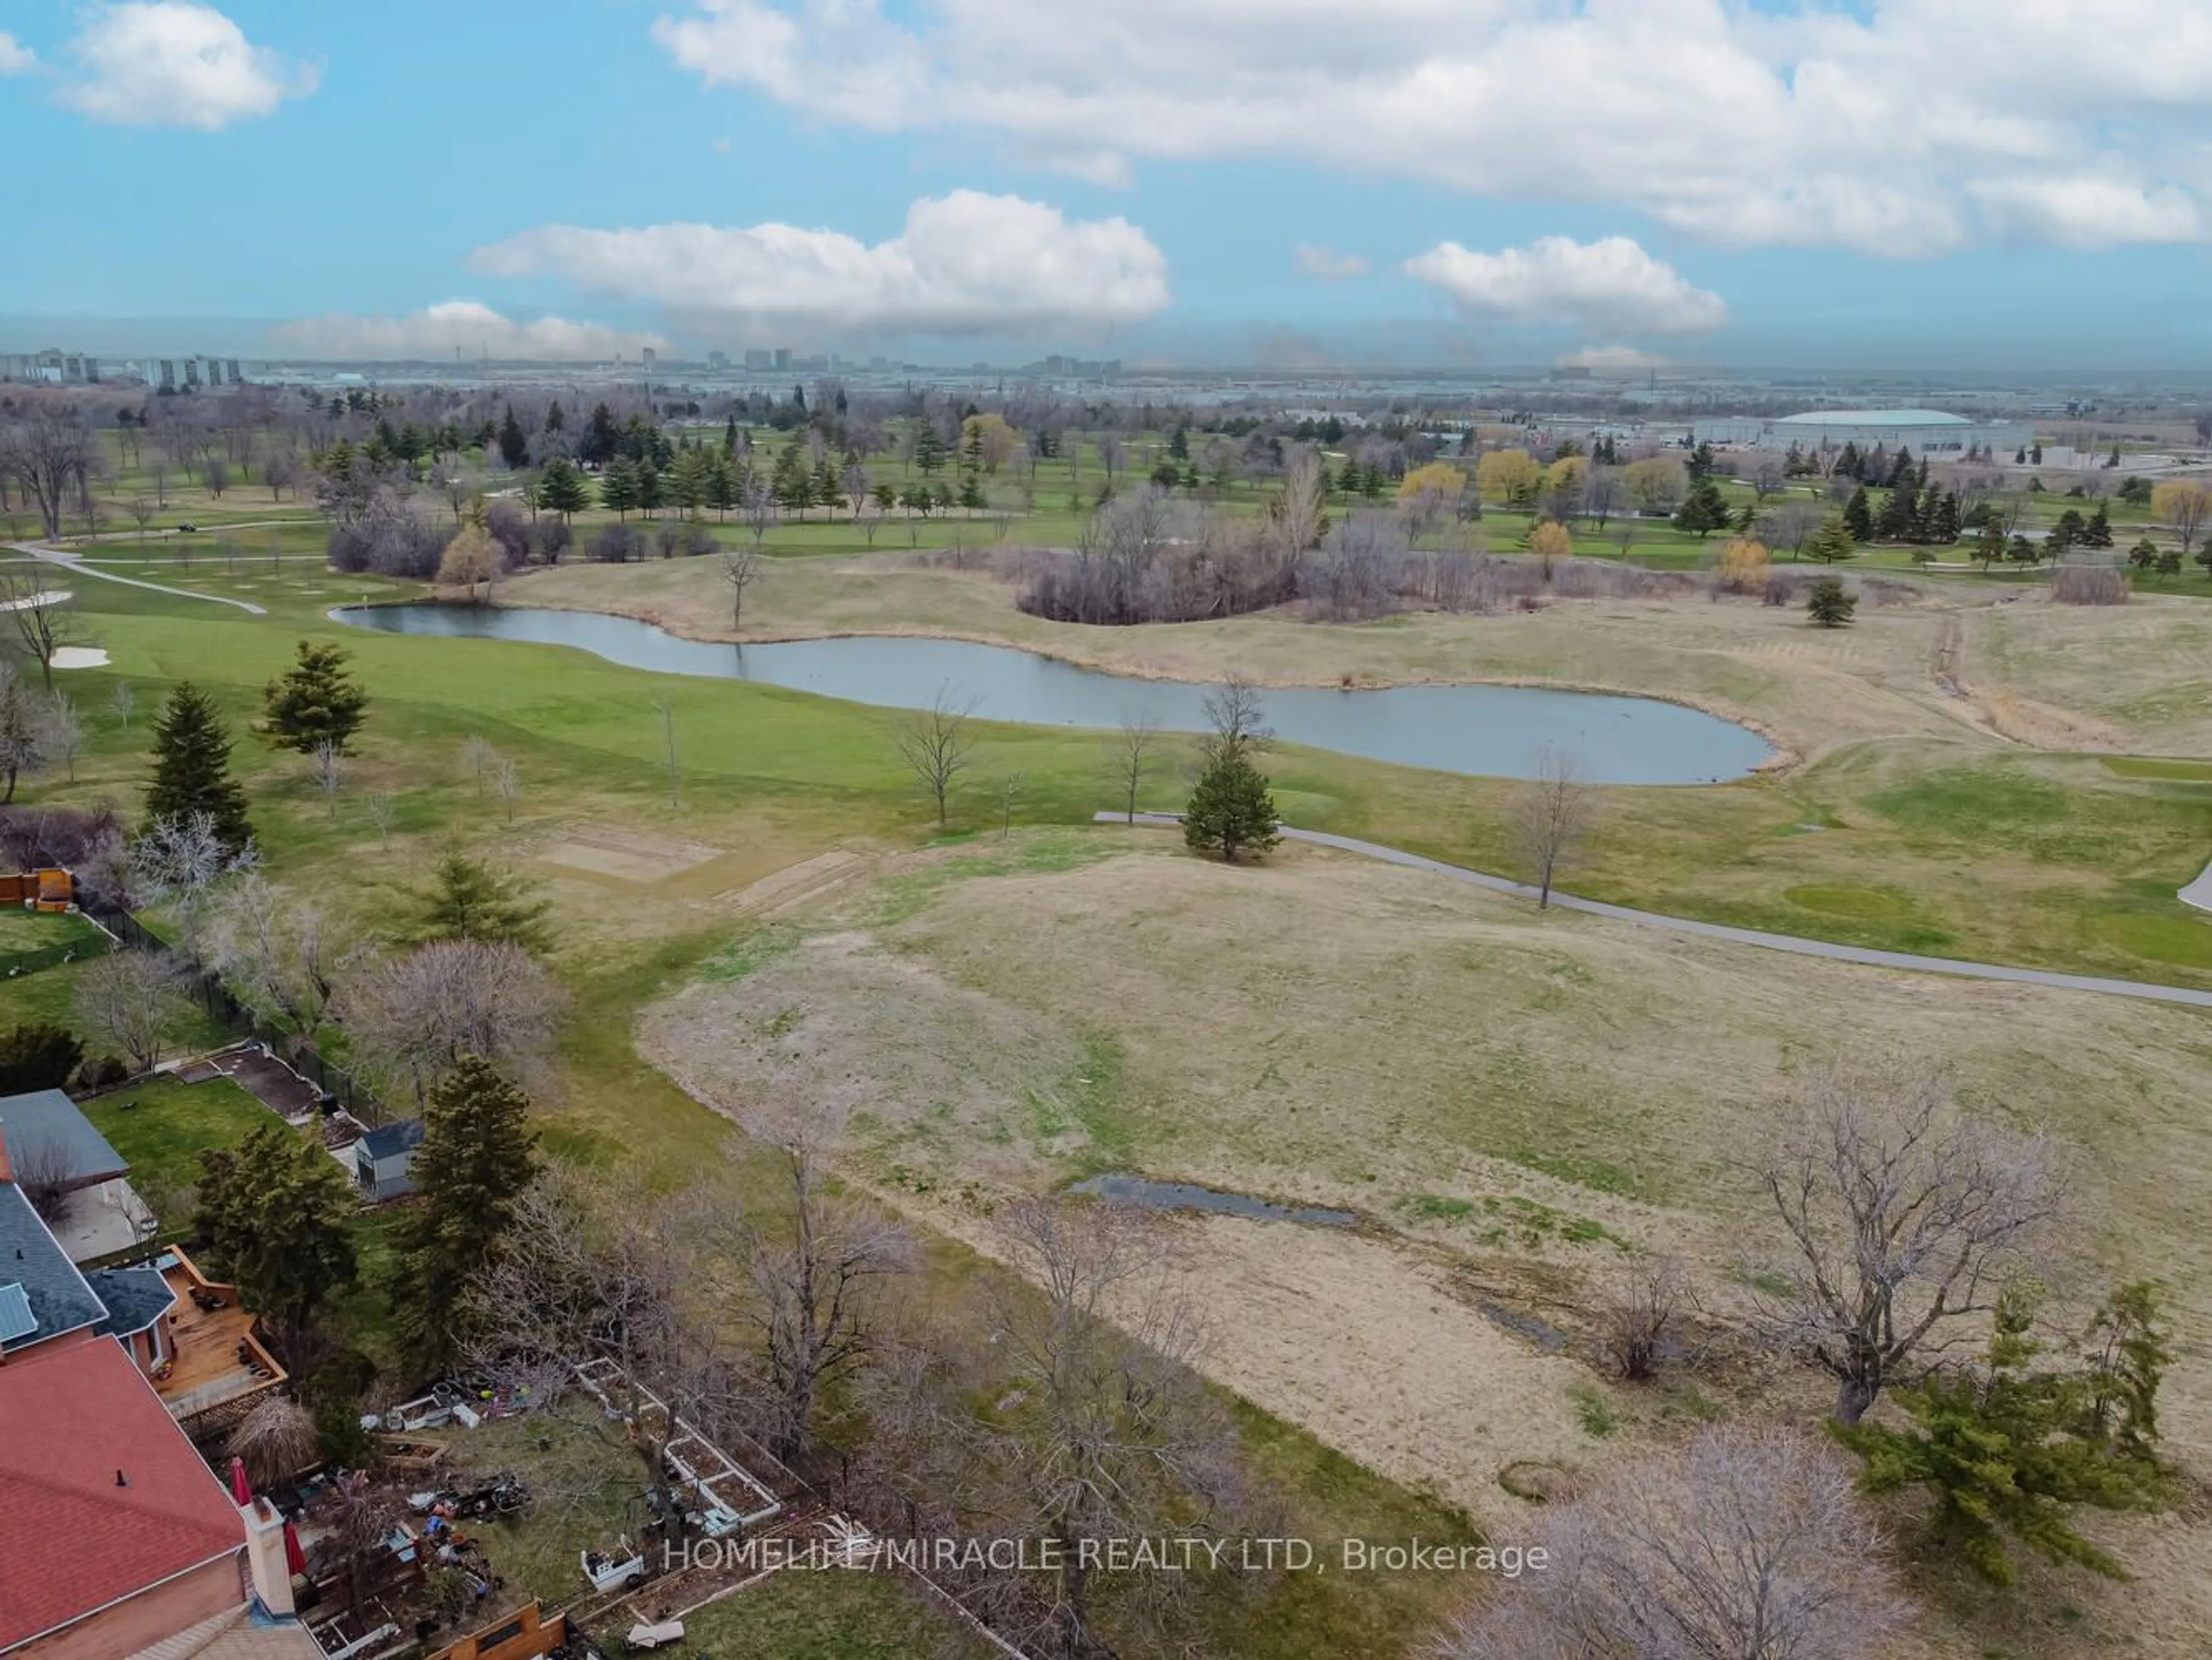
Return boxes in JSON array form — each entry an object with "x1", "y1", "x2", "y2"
[
  {"x1": 228, "y1": 1457, "x2": 252, "y2": 1506},
  {"x1": 283, "y1": 1519, "x2": 308, "y2": 1577}
]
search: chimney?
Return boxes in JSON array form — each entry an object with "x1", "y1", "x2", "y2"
[{"x1": 240, "y1": 1497, "x2": 297, "y2": 1617}]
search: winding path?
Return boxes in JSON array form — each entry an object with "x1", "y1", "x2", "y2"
[
  {"x1": 2182, "y1": 860, "x2": 2212, "y2": 916},
  {"x1": 1098, "y1": 812, "x2": 2212, "y2": 1009},
  {"x1": 4, "y1": 543, "x2": 267, "y2": 615}
]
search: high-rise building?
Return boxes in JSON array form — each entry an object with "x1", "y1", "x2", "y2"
[
  {"x1": 226, "y1": 359, "x2": 242, "y2": 383},
  {"x1": 183, "y1": 358, "x2": 202, "y2": 388},
  {"x1": 707, "y1": 350, "x2": 729, "y2": 371},
  {"x1": 773, "y1": 348, "x2": 792, "y2": 370},
  {"x1": 159, "y1": 360, "x2": 176, "y2": 391},
  {"x1": 641, "y1": 347, "x2": 658, "y2": 370},
  {"x1": 744, "y1": 349, "x2": 771, "y2": 371},
  {"x1": 206, "y1": 358, "x2": 226, "y2": 387}
]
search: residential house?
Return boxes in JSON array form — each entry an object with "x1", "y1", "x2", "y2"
[
  {"x1": 0, "y1": 1088, "x2": 159, "y2": 1261},
  {"x1": 353, "y1": 1118, "x2": 426, "y2": 1202},
  {"x1": 0, "y1": 1336, "x2": 317, "y2": 1660},
  {"x1": 0, "y1": 1129, "x2": 286, "y2": 1440}
]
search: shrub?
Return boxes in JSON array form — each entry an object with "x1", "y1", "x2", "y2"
[
  {"x1": 0, "y1": 1022, "x2": 85, "y2": 1094},
  {"x1": 71, "y1": 1054, "x2": 128, "y2": 1094},
  {"x1": 2052, "y1": 564, "x2": 2130, "y2": 606},
  {"x1": 1807, "y1": 577, "x2": 1857, "y2": 627}
]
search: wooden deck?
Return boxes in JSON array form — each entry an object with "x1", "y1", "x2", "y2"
[{"x1": 151, "y1": 1246, "x2": 286, "y2": 1422}]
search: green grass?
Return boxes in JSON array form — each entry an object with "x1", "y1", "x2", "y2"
[
  {"x1": 2081, "y1": 912, "x2": 2212, "y2": 970},
  {"x1": 2103, "y1": 757, "x2": 2212, "y2": 782},
  {"x1": 81, "y1": 1074, "x2": 272, "y2": 1228},
  {"x1": 1782, "y1": 883, "x2": 1914, "y2": 920}
]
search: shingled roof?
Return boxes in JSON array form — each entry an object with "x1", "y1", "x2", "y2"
[{"x1": 0, "y1": 1336, "x2": 245, "y2": 1653}]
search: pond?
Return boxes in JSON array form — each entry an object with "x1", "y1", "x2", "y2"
[
  {"x1": 1069, "y1": 1174, "x2": 1358, "y2": 1227},
  {"x1": 331, "y1": 604, "x2": 1774, "y2": 784}
]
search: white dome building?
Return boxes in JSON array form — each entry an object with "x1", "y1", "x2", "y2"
[{"x1": 1693, "y1": 409, "x2": 2032, "y2": 455}]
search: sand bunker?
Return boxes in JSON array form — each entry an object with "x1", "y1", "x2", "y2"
[{"x1": 51, "y1": 646, "x2": 109, "y2": 669}]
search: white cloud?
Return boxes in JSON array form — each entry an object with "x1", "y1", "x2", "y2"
[
  {"x1": 1294, "y1": 244, "x2": 1369, "y2": 280},
  {"x1": 0, "y1": 33, "x2": 36, "y2": 75},
  {"x1": 471, "y1": 191, "x2": 1171, "y2": 338},
  {"x1": 1406, "y1": 236, "x2": 1725, "y2": 336},
  {"x1": 648, "y1": 0, "x2": 2212, "y2": 255},
  {"x1": 61, "y1": 2, "x2": 316, "y2": 130},
  {"x1": 270, "y1": 302, "x2": 665, "y2": 362}
]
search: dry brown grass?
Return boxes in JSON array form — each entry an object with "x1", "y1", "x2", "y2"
[
  {"x1": 1971, "y1": 590, "x2": 2212, "y2": 753},
  {"x1": 641, "y1": 837, "x2": 2212, "y2": 1658}
]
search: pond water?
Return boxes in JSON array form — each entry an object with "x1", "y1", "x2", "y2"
[
  {"x1": 331, "y1": 604, "x2": 1773, "y2": 784},
  {"x1": 1069, "y1": 1174, "x2": 1358, "y2": 1227}
]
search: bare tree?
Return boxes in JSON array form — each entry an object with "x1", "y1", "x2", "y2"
[
  {"x1": 1433, "y1": 1427, "x2": 1912, "y2": 1660},
  {"x1": 73, "y1": 949, "x2": 190, "y2": 1075},
  {"x1": 1200, "y1": 672, "x2": 1270, "y2": 766},
  {"x1": 109, "y1": 680, "x2": 134, "y2": 732},
  {"x1": 1506, "y1": 744, "x2": 1596, "y2": 910},
  {"x1": 742, "y1": 477, "x2": 778, "y2": 547},
  {"x1": 1109, "y1": 709, "x2": 1161, "y2": 823},
  {"x1": 200, "y1": 459, "x2": 230, "y2": 499},
  {"x1": 998, "y1": 771, "x2": 1022, "y2": 840},
  {"x1": 366, "y1": 792, "x2": 395, "y2": 849},
  {"x1": 719, "y1": 545, "x2": 760, "y2": 627},
  {"x1": 896, "y1": 685, "x2": 978, "y2": 826},
  {"x1": 309, "y1": 740, "x2": 346, "y2": 821},
  {"x1": 131, "y1": 810, "x2": 257, "y2": 958},
  {"x1": 1274, "y1": 444, "x2": 1327, "y2": 555},
  {"x1": 127, "y1": 497, "x2": 156, "y2": 540},
  {"x1": 467, "y1": 1164, "x2": 734, "y2": 1532},
  {"x1": 460, "y1": 732, "x2": 496, "y2": 797},
  {"x1": 0, "y1": 667, "x2": 52, "y2": 803},
  {"x1": 720, "y1": 1106, "x2": 915, "y2": 1462},
  {"x1": 339, "y1": 938, "x2": 566, "y2": 1105},
  {"x1": 1598, "y1": 1256, "x2": 1691, "y2": 1382},
  {"x1": 207, "y1": 872, "x2": 344, "y2": 1042},
  {"x1": 10, "y1": 1131, "x2": 82, "y2": 1227},
  {"x1": 493, "y1": 754, "x2": 521, "y2": 825},
  {"x1": 1767, "y1": 497, "x2": 1825, "y2": 561},
  {"x1": 228, "y1": 1397, "x2": 321, "y2": 1489},
  {"x1": 1752, "y1": 1061, "x2": 2069, "y2": 1425},
  {"x1": 0, "y1": 407, "x2": 96, "y2": 540},
  {"x1": 0, "y1": 571, "x2": 81, "y2": 692}
]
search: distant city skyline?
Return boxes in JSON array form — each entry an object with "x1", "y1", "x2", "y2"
[{"x1": 3, "y1": 3, "x2": 2209, "y2": 371}]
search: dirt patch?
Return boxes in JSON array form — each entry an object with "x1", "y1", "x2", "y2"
[
  {"x1": 532, "y1": 823, "x2": 726, "y2": 886},
  {"x1": 212, "y1": 1046, "x2": 322, "y2": 1120}
]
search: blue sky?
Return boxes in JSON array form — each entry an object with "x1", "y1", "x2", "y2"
[{"x1": 3, "y1": 0, "x2": 2210, "y2": 368}]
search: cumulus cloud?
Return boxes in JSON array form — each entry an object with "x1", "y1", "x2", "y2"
[
  {"x1": 270, "y1": 302, "x2": 665, "y2": 362},
  {"x1": 61, "y1": 2, "x2": 317, "y2": 130},
  {"x1": 647, "y1": 0, "x2": 2212, "y2": 255},
  {"x1": 470, "y1": 191, "x2": 1171, "y2": 337},
  {"x1": 1406, "y1": 236, "x2": 1725, "y2": 336},
  {"x1": 1294, "y1": 244, "x2": 1369, "y2": 281},
  {"x1": 0, "y1": 33, "x2": 36, "y2": 75}
]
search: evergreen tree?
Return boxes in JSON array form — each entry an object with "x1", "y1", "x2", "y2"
[
  {"x1": 1183, "y1": 751, "x2": 1281, "y2": 864},
  {"x1": 1842, "y1": 486, "x2": 1875, "y2": 542},
  {"x1": 722, "y1": 414, "x2": 740, "y2": 453},
  {"x1": 2085, "y1": 502, "x2": 2112, "y2": 548},
  {"x1": 2050, "y1": 508, "x2": 2086, "y2": 554},
  {"x1": 261, "y1": 640, "x2": 369, "y2": 755},
  {"x1": 912, "y1": 423, "x2": 945, "y2": 475},
  {"x1": 1975, "y1": 520, "x2": 2010, "y2": 570},
  {"x1": 599, "y1": 455, "x2": 641, "y2": 517},
  {"x1": 388, "y1": 1056, "x2": 542, "y2": 1378},
  {"x1": 1836, "y1": 440, "x2": 1863, "y2": 480},
  {"x1": 1685, "y1": 439, "x2": 1715, "y2": 480},
  {"x1": 959, "y1": 471, "x2": 987, "y2": 511},
  {"x1": 1804, "y1": 517, "x2": 1859, "y2": 564},
  {"x1": 1876, "y1": 483, "x2": 1920, "y2": 542},
  {"x1": 1806, "y1": 576, "x2": 1857, "y2": 627},
  {"x1": 581, "y1": 402, "x2": 620, "y2": 466},
  {"x1": 544, "y1": 400, "x2": 565, "y2": 433},
  {"x1": 196, "y1": 1122, "x2": 358, "y2": 1354},
  {"x1": 146, "y1": 682, "x2": 253, "y2": 849},
  {"x1": 1167, "y1": 423, "x2": 1191, "y2": 462},
  {"x1": 411, "y1": 852, "x2": 553, "y2": 954},
  {"x1": 497, "y1": 404, "x2": 529, "y2": 469},
  {"x1": 634, "y1": 459, "x2": 665, "y2": 517},
  {"x1": 1672, "y1": 477, "x2": 1730, "y2": 538},
  {"x1": 1834, "y1": 1290, "x2": 2174, "y2": 1586},
  {"x1": 1928, "y1": 488, "x2": 1962, "y2": 545},
  {"x1": 812, "y1": 454, "x2": 843, "y2": 514},
  {"x1": 2127, "y1": 538, "x2": 2161, "y2": 570},
  {"x1": 537, "y1": 457, "x2": 590, "y2": 520}
]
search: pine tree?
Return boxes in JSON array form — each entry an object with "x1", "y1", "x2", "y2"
[
  {"x1": 196, "y1": 1122, "x2": 358, "y2": 1353},
  {"x1": 1183, "y1": 752, "x2": 1281, "y2": 864},
  {"x1": 1168, "y1": 423, "x2": 1191, "y2": 462},
  {"x1": 1672, "y1": 478, "x2": 1730, "y2": 538},
  {"x1": 1806, "y1": 576, "x2": 1857, "y2": 627},
  {"x1": 1929, "y1": 489, "x2": 1962, "y2": 546},
  {"x1": 497, "y1": 404, "x2": 529, "y2": 469},
  {"x1": 388, "y1": 1056, "x2": 542, "y2": 1377},
  {"x1": 411, "y1": 852, "x2": 552, "y2": 954},
  {"x1": 537, "y1": 457, "x2": 590, "y2": 520},
  {"x1": 1833, "y1": 1290, "x2": 2174, "y2": 1586},
  {"x1": 912, "y1": 424, "x2": 945, "y2": 475},
  {"x1": 261, "y1": 640, "x2": 369, "y2": 755},
  {"x1": 1805, "y1": 517, "x2": 1859, "y2": 564},
  {"x1": 147, "y1": 682, "x2": 253, "y2": 849},
  {"x1": 1876, "y1": 483, "x2": 1919, "y2": 542},
  {"x1": 2085, "y1": 502, "x2": 2113, "y2": 548},
  {"x1": 1842, "y1": 486, "x2": 1874, "y2": 542},
  {"x1": 544, "y1": 399, "x2": 566, "y2": 433},
  {"x1": 582, "y1": 402, "x2": 620, "y2": 466},
  {"x1": 634, "y1": 459, "x2": 665, "y2": 517},
  {"x1": 599, "y1": 455, "x2": 640, "y2": 517}
]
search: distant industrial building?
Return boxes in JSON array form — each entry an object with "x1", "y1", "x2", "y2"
[
  {"x1": 744, "y1": 349, "x2": 771, "y2": 371},
  {"x1": 1, "y1": 349, "x2": 101, "y2": 384},
  {"x1": 1694, "y1": 408, "x2": 2032, "y2": 456},
  {"x1": 641, "y1": 346, "x2": 658, "y2": 370},
  {"x1": 707, "y1": 350, "x2": 729, "y2": 371}
]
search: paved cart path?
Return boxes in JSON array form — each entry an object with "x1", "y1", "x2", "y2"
[{"x1": 1097, "y1": 812, "x2": 2212, "y2": 1009}]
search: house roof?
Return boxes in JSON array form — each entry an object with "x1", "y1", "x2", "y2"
[
  {"x1": 0, "y1": 1181, "x2": 107, "y2": 1352},
  {"x1": 83, "y1": 1264, "x2": 176, "y2": 1337},
  {"x1": 0, "y1": 1088, "x2": 128, "y2": 1188},
  {"x1": 358, "y1": 1118, "x2": 426, "y2": 1161},
  {"x1": 0, "y1": 1336, "x2": 245, "y2": 1653}
]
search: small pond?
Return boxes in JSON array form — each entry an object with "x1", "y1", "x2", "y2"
[
  {"x1": 1069, "y1": 1174, "x2": 1358, "y2": 1227},
  {"x1": 332, "y1": 605, "x2": 1774, "y2": 784}
]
